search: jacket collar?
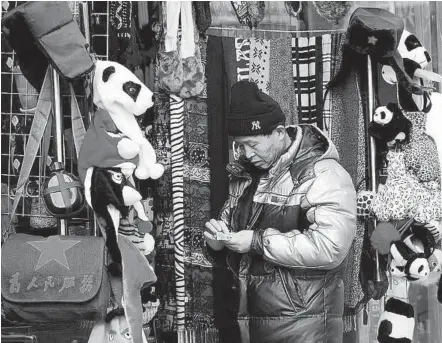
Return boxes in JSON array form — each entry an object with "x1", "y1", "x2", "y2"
[{"x1": 267, "y1": 126, "x2": 303, "y2": 177}]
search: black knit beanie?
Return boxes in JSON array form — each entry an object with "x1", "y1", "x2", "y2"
[{"x1": 228, "y1": 81, "x2": 286, "y2": 136}]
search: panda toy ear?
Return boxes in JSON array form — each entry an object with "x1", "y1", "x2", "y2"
[
  {"x1": 102, "y1": 66, "x2": 116, "y2": 83},
  {"x1": 390, "y1": 241, "x2": 415, "y2": 267},
  {"x1": 386, "y1": 102, "x2": 400, "y2": 115}
]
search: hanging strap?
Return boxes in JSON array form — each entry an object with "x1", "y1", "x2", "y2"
[
  {"x1": 41, "y1": 106, "x2": 53, "y2": 181},
  {"x1": 9, "y1": 71, "x2": 87, "y2": 225},
  {"x1": 9, "y1": 68, "x2": 53, "y2": 223},
  {"x1": 70, "y1": 84, "x2": 86, "y2": 159}
]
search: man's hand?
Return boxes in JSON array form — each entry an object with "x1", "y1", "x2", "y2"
[
  {"x1": 204, "y1": 219, "x2": 230, "y2": 251},
  {"x1": 224, "y1": 230, "x2": 254, "y2": 253}
]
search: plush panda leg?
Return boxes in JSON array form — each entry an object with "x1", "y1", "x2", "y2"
[{"x1": 377, "y1": 298, "x2": 415, "y2": 343}]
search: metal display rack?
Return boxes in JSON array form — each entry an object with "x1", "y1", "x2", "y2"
[
  {"x1": 0, "y1": 1, "x2": 111, "y2": 238},
  {"x1": 1, "y1": 2, "x2": 111, "y2": 342}
]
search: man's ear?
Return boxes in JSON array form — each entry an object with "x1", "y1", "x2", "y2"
[{"x1": 275, "y1": 125, "x2": 286, "y2": 139}]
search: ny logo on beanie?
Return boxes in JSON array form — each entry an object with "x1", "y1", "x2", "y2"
[{"x1": 252, "y1": 121, "x2": 261, "y2": 131}]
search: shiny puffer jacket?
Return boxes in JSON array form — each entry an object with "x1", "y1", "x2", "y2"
[{"x1": 217, "y1": 125, "x2": 357, "y2": 343}]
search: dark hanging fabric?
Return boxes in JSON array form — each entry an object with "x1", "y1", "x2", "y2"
[
  {"x1": 326, "y1": 32, "x2": 370, "y2": 332},
  {"x1": 269, "y1": 38, "x2": 297, "y2": 125},
  {"x1": 109, "y1": 1, "x2": 132, "y2": 39},
  {"x1": 193, "y1": 1, "x2": 212, "y2": 35},
  {"x1": 206, "y1": 36, "x2": 230, "y2": 219},
  {"x1": 182, "y1": 98, "x2": 217, "y2": 332}
]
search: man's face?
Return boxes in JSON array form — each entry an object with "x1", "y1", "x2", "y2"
[{"x1": 234, "y1": 129, "x2": 283, "y2": 169}]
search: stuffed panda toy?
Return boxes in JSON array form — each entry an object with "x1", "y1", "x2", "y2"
[
  {"x1": 78, "y1": 60, "x2": 165, "y2": 183},
  {"x1": 397, "y1": 30, "x2": 431, "y2": 70},
  {"x1": 389, "y1": 226, "x2": 436, "y2": 281},
  {"x1": 79, "y1": 61, "x2": 161, "y2": 275},
  {"x1": 377, "y1": 297, "x2": 415, "y2": 343},
  {"x1": 382, "y1": 30, "x2": 433, "y2": 86},
  {"x1": 368, "y1": 102, "x2": 412, "y2": 147}
]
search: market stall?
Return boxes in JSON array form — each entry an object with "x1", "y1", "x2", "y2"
[{"x1": 1, "y1": 2, "x2": 441, "y2": 343}]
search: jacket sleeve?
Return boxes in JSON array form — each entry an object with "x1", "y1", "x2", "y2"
[{"x1": 250, "y1": 159, "x2": 357, "y2": 270}]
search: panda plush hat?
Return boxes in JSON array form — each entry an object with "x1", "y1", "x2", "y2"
[
  {"x1": 377, "y1": 297, "x2": 415, "y2": 343},
  {"x1": 368, "y1": 102, "x2": 411, "y2": 147},
  {"x1": 87, "y1": 60, "x2": 164, "y2": 181},
  {"x1": 381, "y1": 29, "x2": 442, "y2": 110}
]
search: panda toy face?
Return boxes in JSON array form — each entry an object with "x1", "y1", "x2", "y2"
[
  {"x1": 406, "y1": 256, "x2": 430, "y2": 281},
  {"x1": 93, "y1": 60, "x2": 154, "y2": 117},
  {"x1": 398, "y1": 30, "x2": 431, "y2": 69},
  {"x1": 374, "y1": 105, "x2": 394, "y2": 125}
]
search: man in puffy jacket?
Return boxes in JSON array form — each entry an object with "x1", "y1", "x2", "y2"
[{"x1": 204, "y1": 81, "x2": 357, "y2": 343}]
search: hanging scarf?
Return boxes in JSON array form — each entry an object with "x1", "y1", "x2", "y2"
[
  {"x1": 110, "y1": 1, "x2": 132, "y2": 39},
  {"x1": 231, "y1": 1, "x2": 265, "y2": 29}
]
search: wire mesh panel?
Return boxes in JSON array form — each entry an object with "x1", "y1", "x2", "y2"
[
  {"x1": 0, "y1": 1, "x2": 103, "y2": 237},
  {"x1": 90, "y1": 1, "x2": 110, "y2": 60},
  {"x1": 1, "y1": 2, "x2": 110, "y2": 341}
]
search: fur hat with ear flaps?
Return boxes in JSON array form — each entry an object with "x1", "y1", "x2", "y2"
[{"x1": 327, "y1": 7, "x2": 423, "y2": 95}]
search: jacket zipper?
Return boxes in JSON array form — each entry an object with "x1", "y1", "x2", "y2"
[{"x1": 246, "y1": 204, "x2": 264, "y2": 231}]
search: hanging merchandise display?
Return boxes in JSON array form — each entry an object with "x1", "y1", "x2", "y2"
[
  {"x1": 326, "y1": 7, "x2": 423, "y2": 97},
  {"x1": 157, "y1": 1, "x2": 205, "y2": 99},
  {"x1": 110, "y1": 1, "x2": 132, "y2": 39},
  {"x1": 2, "y1": 2, "x2": 442, "y2": 343},
  {"x1": 193, "y1": 1, "x2": 212, "y2": 35},
  {"x1": 1, "y1": 234, "x2": 110, "y2": 323},
  {"x1": 1, "y1": 1, "x2": 94, "y2": 90},
  {"x1": 169, "y1": 94, "x2": 186, "y2": 333},
  {"x1": 368, "y1": 103, "x2": 412, "y2": 148},
  {"x1": 5, "y1": 67, "x2": 88, "y2": 231},
  {"x1": 77, "y1": 58, "x2": 161, "y2": 342},
  {"x1": 231, "y1": 1, "x2": 266, "y2": 29},
  {"x1": 389, "y1": 225, "x2": 436, "y2": 281},
  {"x1": 284, "y1": 1, "x2": 302, "y2": 18},
  {"x1": 312, "y1": 1, "x2": 351, "y2": 24},
  {"x1": 1, "y1": 0, "x2": 92, "y2": 233},
  {"x1": 78, "y1": 60, "x2": 162, "y2": 270},
  {"x1": 403, "y1": 111, "x2": 440, "y2": 184},
  {"x1": 78, "y1": 60, "x2": 164, "y2": 182},
  {"x1": 362, "y1": 150, "x2": 441, "y2": 232},
  {"x1": 43, "y1": 161, "x2": 85, "y2": 219}
]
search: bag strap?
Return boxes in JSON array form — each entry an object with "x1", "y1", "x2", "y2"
[
  {"x1": 9, "y1": 68, "x2": 53, "y2": 224},
  {"x1": 41, "y1": 106, "x2": 53, "y2": 180},
  {"x1": 70, "y1": 84, "x2": 86, "y2": 159}
]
